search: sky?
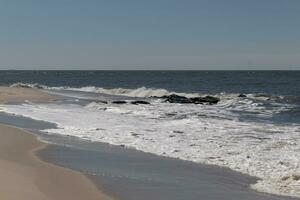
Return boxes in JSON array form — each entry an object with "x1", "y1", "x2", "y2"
[{"x1": 0, "y1": 0, "x2": 299, "y2": 70}]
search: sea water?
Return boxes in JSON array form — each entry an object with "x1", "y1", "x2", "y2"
[{"x1": 0, "y1": 70, "x2": 299, "y2": 198}]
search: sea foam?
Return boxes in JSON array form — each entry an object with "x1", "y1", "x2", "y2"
[
  {"x1": 1, "y1": 95, "x2": 300, "y2": 198},
  {"x1": 10, "y1": 82, "x2": 300, "y2": 105}
]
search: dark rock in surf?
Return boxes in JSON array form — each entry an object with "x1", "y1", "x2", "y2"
[
  {"x1": 164, "y1": 94, "x2": 192, "y2": 104},
  {"x1": 238, "y1": 94, "x2": 247, "y2": 98},
  {"x1": 150, "y1": 94, "x2": 180, "y2": 99},
  {"x1": 173, "y1": 130, "x2": 184, "y2": 134},
  {"x1": 189, "y1": 96, "x2": 220, "y2": 104},
  {"x1": 153, "y1": 94, "x2": 220, "y2": 104},
  {"x1": 149, "y1": 96, "x2": 163, "y2": 99},
  {"x1": 131, "y1": 100, "x2": 150, "y2": 105},
  {"x1": 112, "y1": 100, "x2": 127, "y2": 104}
]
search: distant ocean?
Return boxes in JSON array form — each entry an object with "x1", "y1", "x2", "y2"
[
  {"x1": 1, "y1": 70, "x2": 300, "y2": 198},
  {"x1": 1, "y1": 70, "x2": 299, "y2": 95}
]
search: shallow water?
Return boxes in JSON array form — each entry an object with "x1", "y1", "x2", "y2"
[
  {"x1": 0, "y1": 112, "x2": 298, "y2": 200},
  {"x1": 1, "y1": 70, "x2": 299, "y2": 198},
  {"x1": 39, "y1": 137, "x2": 297, "y2": 200}
]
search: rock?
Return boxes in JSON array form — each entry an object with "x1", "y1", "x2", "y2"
[
  {"x1": 131, "y1": 133, "x2": 140, "y2": 137},
  {"x1": 165, "y1": 113, "x2": 177, "y2": 117},
  {"x1": 153, "y1": 94, "x2": 220, "y2": 105},
  {"x1": 281, "y1": 175, "x2": 300, "y2": 181},
  {"x1": 173, "y1": 130, "x2": 184, "y2": 134},
  {"x1": 238, "y1": 94, "x2": 247, "y2": 98},
  {"x1": 279, "y1": 161, "x2": 285, "y2": 165},
  {"x1": 165, "y1": 94, "x2": 192, "y2": 104},
  {"x1": 293, "y1": 175, "x2": 300, "y2": 181},
  {"x1": 149, "y1": 96, "x2": 162, "y2": 99},
  {"x1": 131, "y1": 100, "x2": 150, "y2": 105},
  {"x1": 190, "y1": 96, "x2": 220, "y2": 104},
  {"x1": 112, "y1": 100, "x2": 127, "y2": 104}
]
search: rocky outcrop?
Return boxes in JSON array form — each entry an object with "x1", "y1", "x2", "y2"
[
  {"x1": 189, "y1": 96, "x2": 220, "y2": 104},
  {"x1": 158, "y1": 94, "x2": 220, "y2": 105},
  {"x1": 131, "y1": 100, "x2": 150, "y2": 105},
  {"x1": 110, "y1": 94, "x2": 220, "y2": 105},
  {"x1": 238, "y1": 94, "x2": 247, "y2": 98},
  {"x1": 164, "y1": 94, "x2": 192, "y2": 104},
  {"x1": 112, "y1": 100, "x2": 127, "y2": 104}
]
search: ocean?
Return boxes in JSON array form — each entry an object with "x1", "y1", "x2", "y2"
[
  {"x1": 1, "y1": 70, "x2": 299, "y2": 95},
  {"x1": 0, "y1": 70, "x2": 299, "y2": 199}
]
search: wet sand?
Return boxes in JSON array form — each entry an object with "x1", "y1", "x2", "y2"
[
  {"x1": 0, "y1": 124, "x2": 114, "y2": 200},
  {"x1": 40, "y1": 134, "x2": 299, "y2": 200},
  {"x1": 0, "y1": 86, "x2": 113, "y2": 200},
  {"x1": 0, "y1": 86, "x2": 57, "y2": 103},
  {"x1": 0, "y1": 86, "x2": 298, "y2": 200}
]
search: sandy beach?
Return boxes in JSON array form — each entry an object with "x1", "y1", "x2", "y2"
[
  {"x1": 0, "y1": 86, "x2": 57, "y2": 103},
  {"x1": 0, "y1": 83, "x2": 299, "y2": 200},
  {"x1": 0, "y1": 124, "x2": 114, "y2": 200},
  {"x1": 0, "y1": 87, "x2": 113, "y2": 200}
]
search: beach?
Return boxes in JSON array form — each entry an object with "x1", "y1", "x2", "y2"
[
  {"x1": 0, "y1": 87, "x2": 113, "y2": 200},
  {"x1": 0, "y1": 0, "x2": 299, "y2": 198},
  {"x1": 0, "y1": 71, "x2": 299, "y2": 200},
  {"x1": 0, "y1": 86, "x2": 57, "y2": 103}
]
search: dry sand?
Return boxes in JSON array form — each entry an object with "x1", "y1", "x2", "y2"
[
  {"x1": 0, "y1": 124, "x2": 114, "y2": 200},
  {"x1": 0, "y1": 87, "x2": 114, "y2": 199},
  {"x1": 0, "y1": 86, "x2": 57, "y2": 103}
]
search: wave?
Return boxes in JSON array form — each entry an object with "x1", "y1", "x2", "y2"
[
  {"x1": 1, "y1": 100, "x2": 300, "y2": 198},
  {"x1": 10, "y1": 82, "x2": 300, "y2": 105},
  {"x1": 10, "y1": 82, "x2": 198, "y2": 98},
  {"x1": 4, "y1": 82, "x2": 300, "y2": 198},
  {"x1": 68, "y1": 86, "x2": 190, "y2": 98}
]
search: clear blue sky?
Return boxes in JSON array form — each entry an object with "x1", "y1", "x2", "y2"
[{"x1": 0, "y1": 0, "x2": 299, "y2": 70}]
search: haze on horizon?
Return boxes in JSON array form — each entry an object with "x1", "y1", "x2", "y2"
[{"x1": 0, "y1": 0, "x2": 299, "y2": 70}]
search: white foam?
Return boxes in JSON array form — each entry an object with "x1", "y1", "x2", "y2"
[
  {"x1": 1, "y1": 99, "x2": 300, "y2": 198},
  {"x1": 10, "y1": 83, "x2": 198, "y2": 98}
]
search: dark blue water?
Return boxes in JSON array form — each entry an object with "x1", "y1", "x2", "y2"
[
  {"x1": 2, "y1": 70, "x2": 299, "y2": 124},
  {"x1": 1, "y1": 70, "x2": 299, "y2": 96}
]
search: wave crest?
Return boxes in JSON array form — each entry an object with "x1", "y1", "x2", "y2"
[
  {"x1": 9, "y1": 82, "x2": 300, "y2": 104},
  {"x1": 10, "y1": 82, "x2": 199, "y2": 98}
]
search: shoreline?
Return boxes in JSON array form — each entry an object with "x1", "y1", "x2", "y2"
[
  {"x1": 0, "y1": 86, "x2": 299, "y2": 199},
  {"x1": 1, "y1": 113, "x2": 298, "y2": 200},
  {"x1": 0, "y1": 86, "x2": 58, "y2": 103},
  {"x1": 0, "y1": 123, "x2": 114, "y2": 200},
  {"x1": 39, "y1": 131, "x2": 299, "y2": 200}
]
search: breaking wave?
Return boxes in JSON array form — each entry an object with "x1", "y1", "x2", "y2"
[
  {"x1": 10, "y1": 82, "x2": 196, "y2": 97},
  {"x1": 3, "y1": 82, "x2": 300, "y2": 198},
  {"x1": 1, "y1": 99, "x2": 300, "y2": 198},
  {"x1": 9, "y1": 82, "x2": 300, "y2": 104}
]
